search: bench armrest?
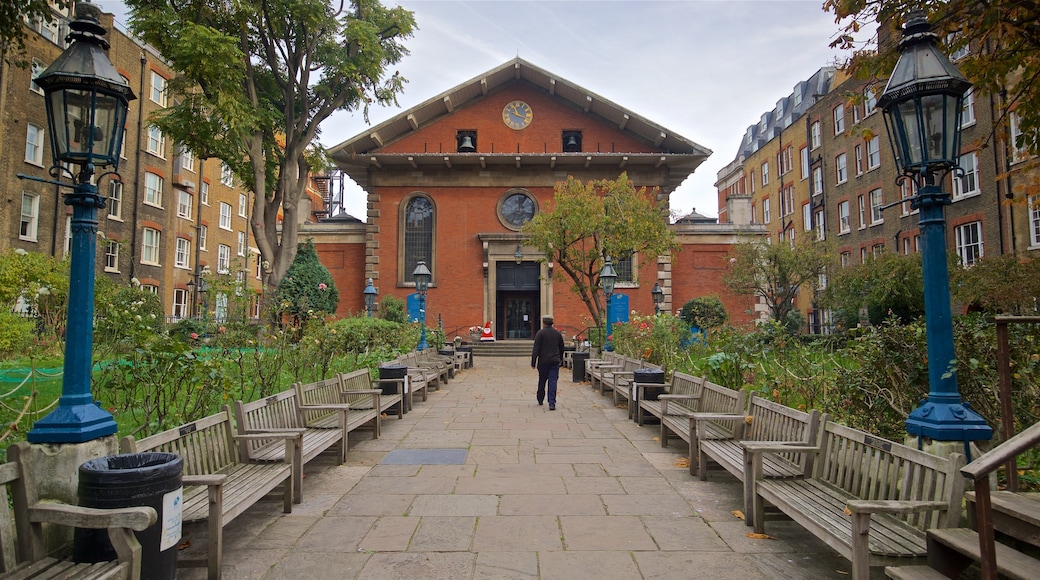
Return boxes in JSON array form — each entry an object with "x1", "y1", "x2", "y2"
[
  {"x1": 845, "y1": 500, "x2": 949, "y2": 515},
  {"x1": 30, "y1": 503, "x2": 157, "y2": 531},
  {"x1": 183, "y1": 474, "x2": 228, "y2": 486}
]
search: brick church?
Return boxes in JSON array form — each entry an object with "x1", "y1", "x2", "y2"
[{"x1": 306, "y1": 58, "x2": 761, "y2": 340}]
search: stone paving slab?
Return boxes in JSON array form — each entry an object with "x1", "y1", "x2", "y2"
[{"x1": 175, "y1": 354, "x2": 885, "y2": 579}]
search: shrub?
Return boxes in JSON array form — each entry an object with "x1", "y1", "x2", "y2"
[
  {"x1": 609, "y1": 313, "x2": 690, "y2": 372},
  {"x1": 275, "y1": 238, "x2": 339, "y2": 321},
  {"x1": 380, "y1": 294, "x2": 408, "y2": 323},
  {"x1": 680, "y1": 296, "x2": 728, "y2": 331},
  {"x1": 0, "y1": 311, "x2": 35, "y2": 358}
]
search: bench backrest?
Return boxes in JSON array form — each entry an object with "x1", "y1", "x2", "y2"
[
  {"x1": 339, "y1": 369, "x2": 379, "y2": 407},
  {"x1": 816, "y1": 421, "x2": 966, "y2": 531},
  {"x1": 0, "y1": 461, "x2": 20, "y2": 572},
  {"x1": 120, "y1": 409, "x2": 240, "y2": 476},
  {"x1": 744, "y1": 393, "x2": 824, "y2": 476},
  {"x1": 233, "y1": 389, "x2": 304, "y2": 458},
  {"x1": 294, "y1": 376, "x2": 346, "y2": 424},
  {"x1": 669, "y1": 372, "x2": 703, "y2": 399},
  {"x1": 699, "y1": 381, "x2": 747, "y2": 438}
]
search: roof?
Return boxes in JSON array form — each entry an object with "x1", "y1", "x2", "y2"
[{"x1": 328, "y1": 58, "x2": 712, "y2": 191}]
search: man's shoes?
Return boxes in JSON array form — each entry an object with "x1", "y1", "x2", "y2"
[
  {"x1": 537, "y1": 401, "x2": 543, "y2": 406},
  {"x1": 549, "y1": 405, "x2": 556, "y2": 411}
]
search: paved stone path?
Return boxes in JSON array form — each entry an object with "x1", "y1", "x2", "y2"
[{"x1": 182, "y1": 355, "x2": 885, "y2": 579}]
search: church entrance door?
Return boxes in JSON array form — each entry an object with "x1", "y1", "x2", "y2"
[{"x1": 495, "y1": 261, "x2": 540, "y2": 340}]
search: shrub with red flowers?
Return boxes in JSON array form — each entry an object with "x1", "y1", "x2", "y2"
[{"x1": 608, "y1": 313, "x2": 690, "y2": 372}]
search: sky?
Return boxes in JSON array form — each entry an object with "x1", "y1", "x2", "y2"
[{"x1": 98, "y1": 0, "x2": 860, "y2": 221}]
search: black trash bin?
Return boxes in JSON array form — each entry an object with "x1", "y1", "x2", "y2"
[
  {"x1": 633, "y1": 368, "x2": 666, "y2": 401},
  {"x1": 379, "y1": 364, "x2": 409, "y2": 413},
  {"x1": 571, "y1": 352, "x2": 590, "y2": 383},
  {"x1": 75, "y1": 452, "x2": 183, "y2": 580}
]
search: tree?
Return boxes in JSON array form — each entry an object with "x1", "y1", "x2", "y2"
[
  {"x1": 950, "y1": 254, "x2": 1040, "y2": 315},
  {"x1": 125, "y1": 0, "x2": 415, "y2": 290},
  {"x1": 819, "y1": 251, "x2": 925, "y2": 328},
  {"x1": 275, "y1": 239, "x2": 339, "y2": 321},
  {"x1": 723, "y1": 238, "x2": 835, "y2": 325},
  {"x1": 826, "y1": 0, "x2": 1040, "y2": 156},
  {"x1": 0, "y1": 0, "x2": 60, "y2": 56},
  {"x1": 523, "y1": 173, "x2": 678, "y2": 327}
]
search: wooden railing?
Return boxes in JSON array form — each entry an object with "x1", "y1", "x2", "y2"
[{"x1": 961, "y1": 419, "x2": 1040, "y2": 580}]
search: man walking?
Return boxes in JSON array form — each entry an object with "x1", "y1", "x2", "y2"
[{"x1": 531, "y1": 315, "x2": 565, "y2": 410}]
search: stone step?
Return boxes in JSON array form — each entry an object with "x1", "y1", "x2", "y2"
[{"x1": 924, "y1": 527, "x2": 1040, "y2": 580}]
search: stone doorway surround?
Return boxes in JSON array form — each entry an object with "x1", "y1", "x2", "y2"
[{"x1": 479, "y1": 234, "x2": 551, "y2": 340}]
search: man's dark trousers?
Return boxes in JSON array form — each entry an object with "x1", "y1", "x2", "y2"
[{"x1": 537, "y1": 362, "x2": 559, "y2": 407}]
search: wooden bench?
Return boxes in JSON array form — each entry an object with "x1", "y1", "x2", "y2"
[
  {"x1": 660, "y1": 380, "x2": 747, "y2": 475},
  {"x1": 418, "y1": 350, "x2": 456, "y2": 380},
  {"x1": 340, "y1": 369, "x2": 404, "y2": 420},
  {"x1": 401, "y1": 352, "x2": 449, "y2": 387},
  {"x1": 380, "y1": 361, "x2": 429, "y2": 409},
  {"x1": 389, "y1": 355, "x2": 436, "y2": 399},
  {"x1": 612, "y1": 362, "x2": 663, "y2": 419},
  {"x1": 636, "y1": 370, "x2": 703, "y2": 426},
  {"x1": 233, "y1": 379, "x2": 377, "y2": 504},
  {"x1": 747, "y1": 420, "x2": 966, "y2": 580},
  {"x1": 0, "y1": 443, "x2": 157, "y2": 580},
  {"x1": 294, "y1": 376, "x2": 381, "y2": 438},
  {"x1": 584, "y1": 351, "x2": 621, "y2": 384},
  {"x1": 120, "y1": 409, "x2": 299, "y2": 579},
  {"x1": 591, "y1": 354, "x2": 640, "y2": 397},
  {"x1": 691, "y1": 393, "x2": 823, "y2": 526}
]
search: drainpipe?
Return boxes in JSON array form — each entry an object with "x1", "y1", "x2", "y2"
[{"x1": 129, "y1": 51, "x2": 147, "y2": 280}]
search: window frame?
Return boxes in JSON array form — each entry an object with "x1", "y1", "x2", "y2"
[
  {"x1": 869, "y1": 188, "x2": 884, "y2": 225},
  {"x1": 867, "y1": 136, "x2": 881, "y2": 170},
  {"x1": 175, "y1": 237, "x2": 191, "y2": 269},
  {"x1": 835, "y1": 153, "x2": 848, "y2": 184},
  {"x1": 20, "y1": 192, "x2": 40, "y2": 241},
  {"x1": 238, "y1": 193, "x2": 248, "y2": 217},
  {"x1": 833, "y1": 103, "x2": 845, "y2": 135},
  {"x1": 144, "y1": 172, "x2": 163, "y2": 208},
  {"x1": 146, "y1": 125, "x2": 165, "y2": 158},
  {"x1": 219, "y1": 202, "x2": 232, "y2": 230},
  {"x1": 141, "y1": 227, "x2": 161, "y2": 265},
  {"x1": 953, "y1": 151, "x2": 980, "y2": 199},
  {"x1": 25, "y1": 123, "x2": 45, "y2": 166},
  {"x1": 400, "y1": 193, "x2": 436, "y2": 285},
  {"x1": 104, "y1": 241, "x2": 120, "y2": 272},
  {"x1": 150, "y1": 71, "x2": 168, "y2": 106},
  {"x1": 955, "y1": 221, "x2": 983, "y2": 266},
  {"x1": 220, "y1": 163, "x2": 234, "y2": 187},
  {"x1": 217, "y1": 244, "x2": 231, "y2": 274},
  {"x1": 838, "y1": 200, "x2": 851, "y2": 234},
  {"x1": 177, "y1": 189, "x2": 192, "y2": 219},
  {"x1": 810, "y1": 121, "x2": 821, "y2": 150},
  {"x1": 108, "y1": 180, "x2": 123, "y2": 220}
]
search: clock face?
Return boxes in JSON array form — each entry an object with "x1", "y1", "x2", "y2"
[
  {"x1": 501, "y1": 193, "x2": 535, "y2": 227},
  {"x1": 502, "y1": 100, "x2": 533, "y2": 130}
]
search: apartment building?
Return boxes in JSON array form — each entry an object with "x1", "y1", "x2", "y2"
[{"x1": 1, "y1": 3, "x2": 260, "y2": 322}]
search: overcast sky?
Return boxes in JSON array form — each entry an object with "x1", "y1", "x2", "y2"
[{"x1": 100, "y1": 0, "x2": 857, "y2": 221}]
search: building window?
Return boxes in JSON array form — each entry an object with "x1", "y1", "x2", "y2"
[
  {"x1": 854, "y1": 145, "x2": 863, "y2": 175},
  {"x1": 200, "y1": 181, "x2": 210, "y2": 205},
  {"x1": 63, "y1": 215, "x2": 72, "y2": 258},
  {"x1": 811, "y1": 121, "x2": 821, "y2": 149},
  {"x1": 614, "y1": 253, "x2": 635, "y2": 284},
  {"x1": 220, "y1": 163, "x2": 234, "y2": 186},
  {"x1": 108, "y1": 181, "x2": 123, "y2": 220},
  {"x1": 142, "y1": 227, "x2": 161, "y2": 265},
  {"x1": 858, "y1": 194, "x2": 866, "y2": 229},
  {"x1": 179, "y1": 145, "x2": 195, "y2": 172},
  {"x1": 172, "y1": 289, "x2": 188, "y2": 320},
  {"x1": 218, "y1": 244, "x2": 231, "y2": 273},
  {"x1": 220, "y1": 202, "x2": 232, "y2": 230},
  {"x1": 237, "y1": 231, "x2": 246, "y2": 256},
  {"x1": 800, "y1": 147, "x2": 809, "y2": 180},
  {"x1": 402, "y1": 194, "x2": 435, "y2": 282},
  {"x1": 146, "y1": 125, "x2": 165, "y2": 157},
  {"x1": 867, "y1": 136, "x2": 881, "y2": 170},
  {"x1": 238, "y1": 193, "x2": 248, "y2": 217},
  {"x1": 870, "y1": 188, "x2": 884, "y2": 224},
  {"x1": 812, "y1": 166, "x2": 824, "y2": 197},
  {"x1": 199, "y1": 225, "x2": 208, "y2": 251},
  {"x1": 961, "y1": 88, "x2": 975, "y2": 127},
  {"x1": 25, "y1": 124, "x2": 45, "y2": 166},
  {"x1": 835, "y1": 153, "x2": 847, "y2": 184},
  {"x1": 864, "y1": 87, "x2": 877, "y2": 115},
  {"x1": 750, "y1": 170, "x2": 755, "y2": 193},
  {"x1": 20, "y1": 193, "x2": 40, "y2": 241},
  {"x1": 763, "y1": 198, "x2": 771, "y2": 224},
  {"x1": 953, "y1": 152, "x2": 979, "y2": 199},
  {"x1": 840, "y1": 251, "x2": 851, "y2": 266},
  {"x1": 1010, "y1": 112, "x2": 1031, "y2": 162},
  {"x1": 947, "y1": 31, "x2": 969, "y2": 61},
  {"x1": 30, "y1": 59, "x2": 45, "y2": 94},
  {"x1": 761, "y1": 162, "x2": 769, "y2": 186},
  {"x1": 144, "y1": 172, "x2": 163, "y2": 207},
  {"x1": 852, "y1": 101, "x2": 860, "y2": 124},
  {"x1": 177, "y1": 190, "x2": 192, "y2": 219},
  {"x1": 175, "y1": 238, "x2": 191, "y2": 268},
  {"x1": 1030, "y1": 195, "x2": 1040, "y2": 247},
  {"x1": 803, "y1": 202, "x2": 812, "y2": 231},
  {"x1": 104, "y1": 241, "x2": 119, "y2": 272},
  {"x1": 150, "y1": 71, "x2": 168, "y2": 106},
  {"x1": 833, "y1": 104, "x2": 845, "y2": 134},
  {"x1": 955, "y1": 221, "x2": 983, "y2": 266},
  {"x1": 814, "y1": 208, "x2": 825, "y2": 240},
  {"x1": 781, "y1": 186, "x2": 794, "y2": 218},
  {"x1": 838, "y1": 200, "x2": 850, "y2": 233},
  {"x1": 873, "y1": 243, "x2": 885, "y2": 257},
  {"x1": 900, "y1": 179, "x2": 919, "y2": 216}
]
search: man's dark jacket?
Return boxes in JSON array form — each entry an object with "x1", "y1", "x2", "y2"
[{"x1": 531, "y1": 325, "x2": 565, "y2": 367}]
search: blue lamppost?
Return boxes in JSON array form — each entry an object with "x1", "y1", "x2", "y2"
[
  {"x1": 364, "y1": 277, "x2": 378, "y2": 317},
  {"x1": 413, "y1": 261, "x2": 431, "y2": 351},
  {"x1": 877, "y1": 11, "x2": 992, "y2": 444},
  {"x1": 600, "y1": 257, "x2": 617, "y2": 351},
  {"x1": 17, "y1": 3, "x2": 134, "y2": 443},
  {"x1": 651, "y1": 282, "x2": 664, "y2": 315}
]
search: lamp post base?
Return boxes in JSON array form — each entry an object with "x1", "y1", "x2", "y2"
[
  {"x1": 27, "y1": 403, "x2": 117, "y2": 444},
  {"x1": 905, "y1": 400, "x2": 993, "y2": 442}
]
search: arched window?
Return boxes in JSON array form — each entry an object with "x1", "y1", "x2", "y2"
[{"x1": 402, "y1": 194, "x2": 434, "y2": 283}]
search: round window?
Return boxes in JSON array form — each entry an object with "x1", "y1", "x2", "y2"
[{"x1": 499, "y1": 192, "x2": 536, "y2": 230}]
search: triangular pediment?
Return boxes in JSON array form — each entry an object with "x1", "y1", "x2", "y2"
[{"x1": 329, "y1": 58, "x2": 711, "y2": 190}]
